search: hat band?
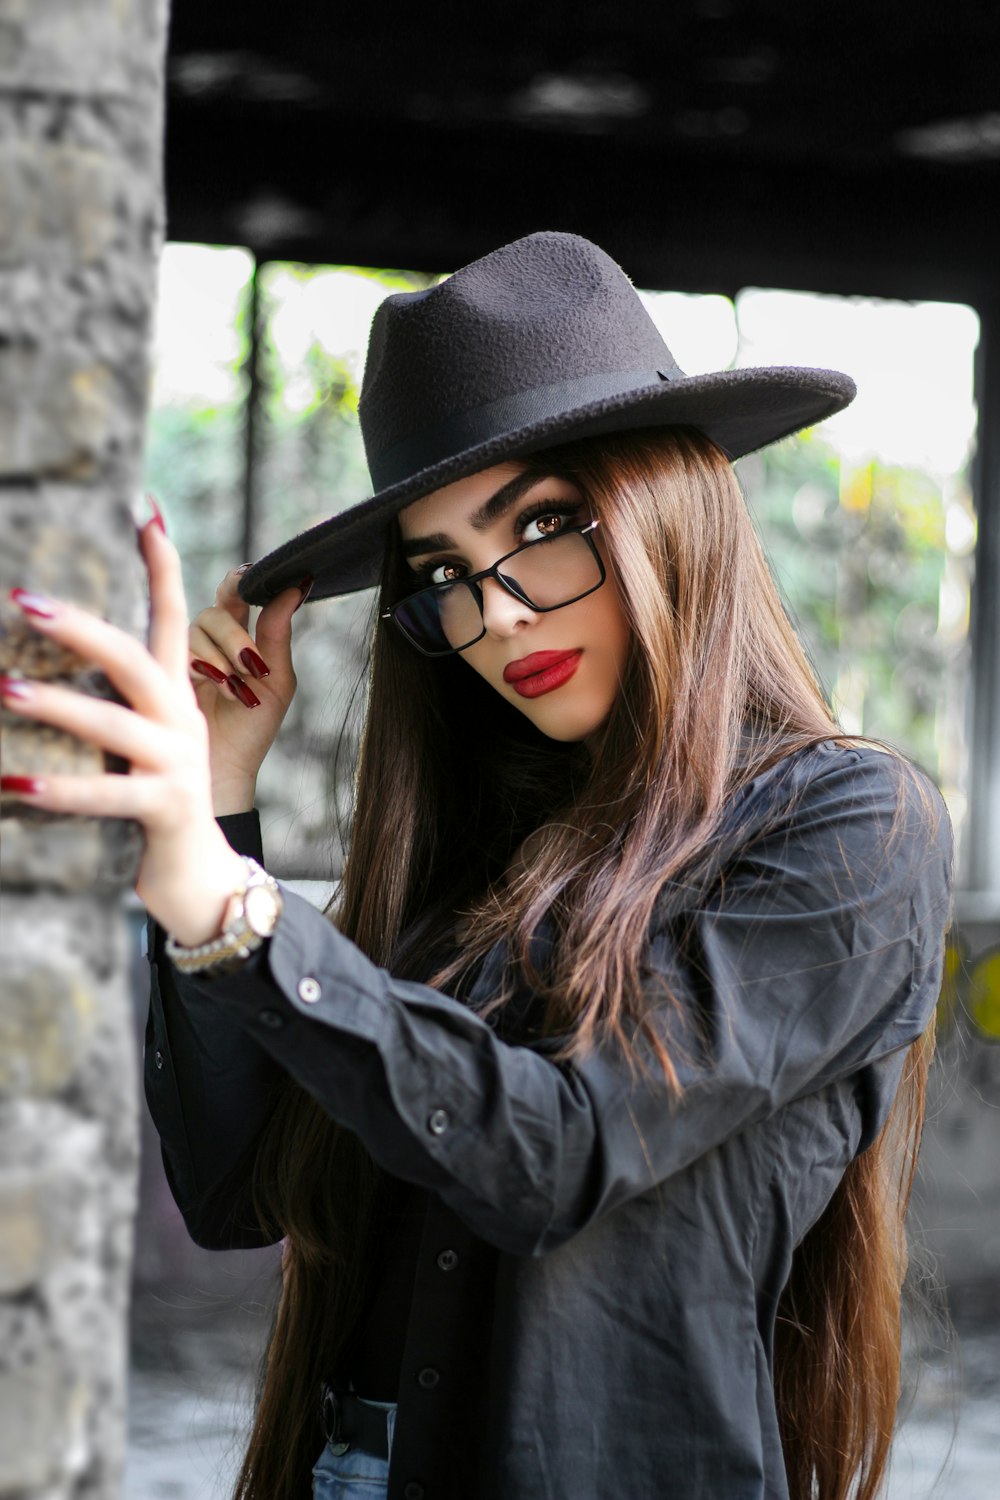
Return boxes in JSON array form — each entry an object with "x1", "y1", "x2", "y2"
[{"x1": 367, "y1": 367, "x2": 677, "y2": 491}]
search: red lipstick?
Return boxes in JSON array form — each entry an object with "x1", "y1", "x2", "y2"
[{"x1": 503, "y1": 649, "x2": 582, "y2": 698}]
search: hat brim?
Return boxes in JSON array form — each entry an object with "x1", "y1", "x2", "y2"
[{"x1": 239, "y1": 365, "x2": 855, "y2": 605}]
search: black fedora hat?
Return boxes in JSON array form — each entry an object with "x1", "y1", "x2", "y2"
[{"x1": 239, "y1": 231, "x2": 855, "y2": 605}]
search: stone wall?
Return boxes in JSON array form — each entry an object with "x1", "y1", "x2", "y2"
[{"x1": 0, "y1": 2, "x2": 169, "y2": 1494}]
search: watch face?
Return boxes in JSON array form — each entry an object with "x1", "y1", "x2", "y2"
[{"x1": 244, "y1": 882, "x2": 282, "y2": 937}]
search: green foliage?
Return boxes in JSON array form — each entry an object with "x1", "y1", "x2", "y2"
[
  {"x1": 143, "y1": 399, "x2": 245, "y2": 608},
  {"x1": 738, "y1": 433, "x2": 968, "y2": 776},
  {"x1": 254, "y1": 337, "x2": 372, "y2": 561}
]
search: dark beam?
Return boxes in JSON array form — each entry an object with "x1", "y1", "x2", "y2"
[{"x1": 163, "y1": 109, "x2": 1000, "y2": 304}]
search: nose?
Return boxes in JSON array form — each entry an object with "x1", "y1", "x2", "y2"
[{"x1": 479, "y1": 574, "x2": 536, "y2": 639}]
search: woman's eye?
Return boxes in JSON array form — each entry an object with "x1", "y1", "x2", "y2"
[
  {"x1": 426, "y1": 560, "x2": 465, "y2": 586},
  {"x1": 521, "y1": 510, "x2": 571, "y2": 543}
]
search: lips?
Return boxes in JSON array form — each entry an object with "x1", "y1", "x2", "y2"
[
  {"x1": 503, "y1": 649, "x2": 584, "y2": 700},
  {"x1": 503, "y1": 650, "x2": 581, "y2": 684}
]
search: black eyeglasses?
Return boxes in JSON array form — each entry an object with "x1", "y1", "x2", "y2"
[{"x1": 381, "y1": 518, "x2": 605, "y2": 656}]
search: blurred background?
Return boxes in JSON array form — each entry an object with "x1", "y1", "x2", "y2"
[{"x1": 126, "y1": 3, "x2": 999, "y2": 1495}]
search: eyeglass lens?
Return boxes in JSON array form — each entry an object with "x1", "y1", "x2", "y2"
[{"x1": 394, "y1": 529, "x2": 602, "y2": 653}]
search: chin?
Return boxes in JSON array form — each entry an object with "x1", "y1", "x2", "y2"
[{"x1": 509, "y1": 693, "x2": 613, "y2": 744}]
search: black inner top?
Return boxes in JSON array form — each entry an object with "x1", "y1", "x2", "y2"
[
  {"x1": 349, "y1": 1178, "x2": 427, "y2": 1400},
  {"x1": 348, "y1": 932, "x2": 487, "y2": 1401}
]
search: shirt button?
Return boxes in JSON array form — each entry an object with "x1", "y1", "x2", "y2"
[
  {"x1": 258, "y1": 1009, "x2": 284, "y2": 1029},
  {"x1": 154, "y1": 1049, "x2": 164, "y2": 1071},
  {"x1": 427, "y1": 1108, "x2": 450, "y2": 1135},
  {"x1": 403, "y1": 1485, "x2": 424, "y2": 1500},
  {"x1": 436, "y1": 1248, "x2": 459, "y2": 1272},
  {"x1": 297, "y1": 977, "x2": 321, "y2": 1004},
  {"x1": 417, "y1": 1366, "x2": 439, "y2": 1389}
]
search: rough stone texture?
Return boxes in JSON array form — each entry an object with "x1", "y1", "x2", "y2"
[
  {"x1": 0, "y1": 1106, "x2": 103, "y2": 1294},
  {"x1": 1, "y1": 716, "x2": 105, "y2": 777},
  {"x1": 0, "y1": 957, "x2": 97, "y2": 1098},
  {"x1": 0, "y1": 140, "x2": 117, "y2": 266},
  {"x1": 0, "y1": 483, "x2": 148, "y2": 889},
  {"x1": 0, "y1": 350, "x2": 116, "y2": 476},
  {"x1": 0, "y1": 913, "x2": 141, "y2": 1496},
  {"x1": 0, "y1": 810, "x2": 146, "y2": 892},
  {"x1": 0, "y1": 114, "x2": 160, "y2": 481},
  {"x1": 0, "y1": 1298, "x2": 78, "y2": 1491},
  {"x1": 0, "y1": 485, "x2": 146, "y2": 666},
  {"x1": 0, "y1": 1, "x2": 169, "y2": 1495},
  {"x1": 0, "y1": 0, "x2": 137, "y2": 100}
]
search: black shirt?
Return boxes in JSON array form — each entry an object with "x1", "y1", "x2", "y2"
[
  {"x1": 144, "y1": 741, "x2": 952, "y2": 1500},
  {"x1": 350, "y1": 1173, "x2": 426, "y2": 1398}
]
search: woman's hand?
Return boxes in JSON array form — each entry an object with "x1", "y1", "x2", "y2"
[
  {"x1": 187, "y1": 564, "x2": 309, "y2": 814},
  {"x1": 0, "y1": 509, "x2": 290, "y2": 946}
]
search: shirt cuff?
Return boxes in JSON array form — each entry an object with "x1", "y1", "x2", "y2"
[{"x1": 216, "y1": 809, "x2": 264, "y2": 863}]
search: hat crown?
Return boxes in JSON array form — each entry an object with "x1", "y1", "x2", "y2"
[{"x1": 358, "y1": 232, "x2": 679, "y2": 466}]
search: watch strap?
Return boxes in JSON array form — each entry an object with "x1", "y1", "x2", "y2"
[{"x1": 164, "y1": 856, "x2": 282, "y2": 975}]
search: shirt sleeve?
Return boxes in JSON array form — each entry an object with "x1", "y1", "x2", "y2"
[
  {"x1": 169, "y1": 749, "x2": 953, "y2": 1257},
  {"x1": 143, "y1": 809, "x2": 286, "y2": 1249}
]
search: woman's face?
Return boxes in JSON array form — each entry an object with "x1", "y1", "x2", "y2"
[{"x1": 396, "y1": 462, "x2": 632, "y2": 744}]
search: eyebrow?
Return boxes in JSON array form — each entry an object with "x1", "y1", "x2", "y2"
[{"x1": 399, "y1": 472, "x2": 559, "y2": 559}]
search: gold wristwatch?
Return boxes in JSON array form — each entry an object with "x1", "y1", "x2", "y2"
[{"x1": 164, "y1": 857, "x2": 284, "y2": 975}]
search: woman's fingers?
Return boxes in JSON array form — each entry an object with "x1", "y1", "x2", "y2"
[
  {"x1": 189, "y1": 616, "x2": 270, "y2": 683},
  {"x1": 140, "y1": 512, "x2": 196, "y2": 687},
  {"x1": 214, "y1": 565, "x2": 253, "y2": 625},
  {"x1": 187, "y1": 619, "x2": 271, "y2": 709},
  {"x1": 0, "y1": 675, "x2": 188, "y2": 769},
  {"x1": 252, "y1": 578, "x2": 311, "y2": 664},
  {"x1": 8, "y1": 584, "x2": 182, "y2": 725},
  {"x1": 187, "y1": 623, "x2": 254, "y2": 703},
  {"x1": 189, "y1": 575, "x2": 308, "y2": 697},
  {"x1": 0, "y1": 766, "x2": 188, "y2": 830}
]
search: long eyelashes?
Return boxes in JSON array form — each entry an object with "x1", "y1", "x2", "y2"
[
  {"x1": 516, "y1": 498, "x2": 581, "y2": 527},
  {"x1": 410, "y1": 500, "x2": 582, "y2": 586}
]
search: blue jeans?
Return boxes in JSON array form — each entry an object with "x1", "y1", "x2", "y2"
[{"x1": 311, "y1": 1395, "x2": 396, "y2": 1499}]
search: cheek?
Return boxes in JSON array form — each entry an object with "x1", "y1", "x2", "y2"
[
  {"x1": 586, "y1": 570, "x2": 632, "y2": 668},
  {"x1": 459, "y1": 635, "x2": 495, "y2": 684}
]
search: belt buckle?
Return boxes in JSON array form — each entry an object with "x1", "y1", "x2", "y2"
[{"x1": 320, "y1": 1385, "x2": 351, "y2": 1456}]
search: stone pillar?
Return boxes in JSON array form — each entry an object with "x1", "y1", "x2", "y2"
[{"x1": 0, "y1": 2, "x2": 169, "y2": 1494}]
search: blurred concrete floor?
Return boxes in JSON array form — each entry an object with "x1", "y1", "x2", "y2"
[{"x1": 125, "y1": 1302, "x2": 999, "y2": 1499}]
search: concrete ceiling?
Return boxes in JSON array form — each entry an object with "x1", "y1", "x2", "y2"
[{"x1": 164, "y1": 1, "x2": 1000, "y2": 300}]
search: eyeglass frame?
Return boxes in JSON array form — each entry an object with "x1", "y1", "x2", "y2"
[{"x1": 380, "y1": 517, "x2": 605, "y2": 657}]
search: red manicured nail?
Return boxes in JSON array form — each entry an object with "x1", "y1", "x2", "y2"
[
  {"x1": 1, "y1": 775, "x2": 44, "y2": 795},
  {"x1": 226, "y1": 674, "x2": 260, "y2": 709},
  {"x1": 10, "y1": 588, "x2": 58, "y2": 620},
  {"x1": 0, "y1": 676, "x2": 33, "y2": 701},
  {"x1": 293, "y1": 575, "x2": 314, "y2": 612},
  {"x1": 191, "y1": 658, "x2": 228, "y2": 684},
  {"x1": 146, "y1": 493, "x2": 167, "y2": 534},
  {"x1": 239, "y1": 647, "x2": 270, "y2": 679}
]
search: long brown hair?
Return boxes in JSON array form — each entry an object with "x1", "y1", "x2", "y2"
[{"x1": 234, "y1": 427, "x2": 946, "y2": 1500}]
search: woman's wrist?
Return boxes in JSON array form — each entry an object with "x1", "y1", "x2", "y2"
[
  {"x1": 164, "y1": 856, "x2": 283, "y2": 974},
  {"x1": 212, "y1": 779, "x2": 258, "y2": 816},
  {"x1": 162, "y1": 852, "x2": 250, "y2": 942},
  {"x1": 160, "y1": 849, "x2": 250, "y2": 948}
]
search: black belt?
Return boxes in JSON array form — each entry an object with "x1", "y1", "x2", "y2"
[{"x1": 320, "y1": 1383, "x2": 391, "y2": 1460}]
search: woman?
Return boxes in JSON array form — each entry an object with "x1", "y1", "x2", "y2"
[{"x1": 1, "y1": 232, "x2": 952, "y2": 1500}]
